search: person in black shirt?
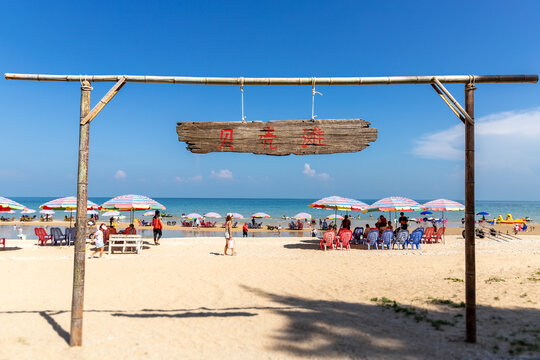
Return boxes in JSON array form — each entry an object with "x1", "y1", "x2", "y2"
[
  {"x1": 341, "y1": 215, "x2": 351, "y2": 230},
  {"x1": 398, "y1": 212, "x2": 408, "y2": 230}
]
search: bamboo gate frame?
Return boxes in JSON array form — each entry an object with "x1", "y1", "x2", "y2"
[{"x1": 4, "y1": 72, "x2": 538, "y2": 347}]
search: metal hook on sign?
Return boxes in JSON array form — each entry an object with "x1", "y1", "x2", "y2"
[{"x1": 311, "y1": 77, "x2": 323, "y2": 120}]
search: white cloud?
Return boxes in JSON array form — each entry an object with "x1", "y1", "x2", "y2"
[
  {"x1": 303, "y1": 163, "x2": 330, "y2": 180},
  {"x1": 412, "y1": 108, "x2": 540, "y2": 170},
  {"x1": 114, "y1": 170, "x2": 126, "y2": 181},
  {"x1": 191, "y1": 175, "x2": 203, "y2": 182},
  {"x1": 210, "y1": 169, "x2": 233, "y2": 180},
  {"x1": 303, "y1": 163, "x2": 316, "y2": 176}
]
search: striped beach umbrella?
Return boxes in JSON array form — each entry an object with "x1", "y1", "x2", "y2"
[
  {"x1": 309, "y1": 196, "x2": 368, "y2": 211},
  {"x1": 293, "y1": 212, "x2": 312, "y2": 220},
  {"x1": 365, "y1": 196, "x2": 421, "y2": 212},
  {"x1": 102, "y1": 210, "x2": 121, "y2": 217},
  {"x1": 251, "y1": 212, "x2": 270, "y2": 218},
  {"x1": 0, "y1": 196, "x2": 25, "y2": 211},
  {"x1": 204, "y1": 212, "x2": 222, "y2": 218},
  {"x1": 40, "y1": 209, "x2": 55, "y2": 215},
  {"x1": 230, "y1": 213, "x2": 243, "y2": 219},
  {"x1": 0, "y1": 209, "x2": 15, "y2": 214},
  {"x1": 422, "y1": 199, "x2": 465, "y2": 242},
  {"x1": 102, "y1": 194, "x2": 166, "y2": 224},
  {"x1": 40, "y1": 196, "x2": 99, "y2": 210},
  {"x1": 21, "y1": 208, "x2": 36, "y2": 214},
  {"x1": 422, "y1": 199, "x2": 465, "y2": 211},
  {"x1": 143, "y1": 210, "x2": 155, "y2": 216},
  {"x1": 185, "y1": 213, "x2": 203, "y2": 219},
  {"x1": 326, "y1": 214, "x2": 344, "y2": 220},
  {"x1": 101, "y1": 194, "x2": 166, "y2": 211}
]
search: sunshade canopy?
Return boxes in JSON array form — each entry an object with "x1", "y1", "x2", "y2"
[
  {"x1": 309, "y1": 196, "x2": 367, "y2": 211},
  {"x1": 422, "y1": 199, "x2": 465, "y2": 211},
  {"x1": 365, "y1": 196, "x2": 421, "y2": 212},
  {"x1": 40, "y1": 196, "x2": 99, "y2": 210},
  {"x1": 0, "y1": 196, "x2": 25, "y2": 211},
  {"x1": 101, "y1": 194, "x2": 166, "y2": 211}
]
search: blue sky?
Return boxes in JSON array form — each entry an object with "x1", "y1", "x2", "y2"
[{"x1": 0, "y1": 0, "x2": 539, "y2": 200}]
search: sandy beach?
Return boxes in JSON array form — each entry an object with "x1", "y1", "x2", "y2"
[{"x1": 1, "y1": 234, "x2": 538, "y2": 359}]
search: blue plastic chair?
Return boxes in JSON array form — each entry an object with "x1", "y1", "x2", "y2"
[
  {"x1": 380, "y1": 230, "x2": 393, "y2": 250},
  {"x1": 409, "y1": 230, "x2": 422, "y2": 250},
  {"x1": 395, "y1": 229, "x2": 409, "y2": 249},
  {"x1": 65, "y1": 227, "x2": 76, "y2": 245},
  {"x1": 352, "y1": 227, "x2": 363, "y2": 244},
  {"x1": 365, "y1": 230, "x2": 379, "y2": 250},
  {"x1": 50, "y1": 227, "x2": 66, "y2": 246}
]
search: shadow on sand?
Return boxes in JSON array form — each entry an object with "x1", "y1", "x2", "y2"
[{"x1": 3, "y1": 289, "x2": 539, "y2": 357}]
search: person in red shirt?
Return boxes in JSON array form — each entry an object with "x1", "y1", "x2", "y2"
[
  {"x1": 152, "y1": 210, "x2": 163, "y2": 245},
  {"x1": 242, "y1": 222, "x2": 248, "y2": 237}
]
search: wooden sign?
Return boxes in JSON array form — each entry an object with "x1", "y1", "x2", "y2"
[{"x1": 176, "y1": 119, "x2": 377, "y2": 156}]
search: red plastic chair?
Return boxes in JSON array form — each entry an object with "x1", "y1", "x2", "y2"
[
  {"x1": 422, "y1": 227, "x2": 435, "y2": 243},
  {"x1": 35, "y1": 227, "x2": 52, "y2": 246},
  {"x1": 320, "y1": 231, "x2": 336, "y2": 250},
  {"x1": 337, "y1": 229, "x2": 352, "y2": 250},
  {"x1": 433, "y1": 227, "x2": 445, "y2": 243},
  {"x1": 1, "y1": 238, "x2": 5, "y2": 249}
]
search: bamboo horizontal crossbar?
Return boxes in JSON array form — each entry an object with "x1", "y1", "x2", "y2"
[{"x1": 4, "y1": 73, "x2": 538, "y2": 85}]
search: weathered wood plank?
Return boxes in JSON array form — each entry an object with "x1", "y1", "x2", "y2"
[{"x1": 176, "y1": 119, "x2": 377, "y2": 156}]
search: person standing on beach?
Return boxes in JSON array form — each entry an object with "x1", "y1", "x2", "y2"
[
  {"x1": 398, "y1": 212, "x2": 408, "y2": 230},
  {"x1": 89, "y1": 224, "x2": 106, "y2": 258},
  {"x1": 224, "y1": 214, "x2": 235, "y2": 255},
  {"x1": 242, "y1": 222, "x2": 248, "y2": 237},
  {"x1": 152, "y1": 210, "x2": 163, "y2": 245}
]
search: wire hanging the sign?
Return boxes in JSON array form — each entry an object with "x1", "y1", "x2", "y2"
[
  {"x1": 240, "y1": 77, "x2": 246, "y2": 122},
  {"x1": 311, "y1": 78, "x2": 323, "y2": 120}
]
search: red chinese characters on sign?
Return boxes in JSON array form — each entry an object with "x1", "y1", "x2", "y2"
[
  {"x1": 302, "y1": 128, "x2": 326, "y2": 148},
  {"x1": 218, "y1": 129, "x2": 234, "y2": 150},
  {"x1": 259, "y1": 127, "x2": 278, "y2": 150}
]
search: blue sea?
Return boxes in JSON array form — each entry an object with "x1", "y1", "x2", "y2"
[{"x1": 2, "y1": 197, "x2": 539, "y2": 239}]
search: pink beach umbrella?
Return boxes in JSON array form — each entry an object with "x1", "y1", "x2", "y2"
[
  {"x1": 293, "y1": 212, "x2": 312, "y2": 220},
  {"x1": 326, "y1": 214, "x2": 344, "y2": 220},
  {"x1": 40, "y1": 209, "x2": 55, "y2": 215},
  {"x1": 0, "y1": 196, "x2": 25, "y2": 211},
  {"x1": 230, "y1": 213, "x2": 243, "y2": 219},
  {"x1": 422, "y1": 199, "x2": 465, "y2": 242},
  {"x1": 185, "y1": 213, "x2": 203, "y2": 219},
  {"x1": 251, "y1": 212, "x2": 270, "y2": 218},
  {"x1": 364, "y1": 196, "x2": 421, "y2": 227},
  {"x1": 21, "y1": 208, "x2": 36, "y2": 214},
  {"x1": 204, "y1": 212, "x2": 222, "y2": 218},
  {"x1": 40, "y1": 196, "x2": 99, "y2": 210},
  {"x1": 0, "y1": 209, "x2": 15, "y2": 214}
]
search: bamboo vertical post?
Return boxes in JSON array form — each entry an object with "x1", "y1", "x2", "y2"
[
  {"x1": 70, "y1": 80, "x2": 92, "y2": 346},
  {"x1": 464, "y1": 82, "x2": 476, "y2": 343}
]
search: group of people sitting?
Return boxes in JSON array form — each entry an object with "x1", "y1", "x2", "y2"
[{"x1": 20, "y1": 215, "x2": 37, "y2": 222}]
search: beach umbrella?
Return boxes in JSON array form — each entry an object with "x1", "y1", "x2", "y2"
[
  {"x1": 309, "y1": 196, "x2": 367, "y2": 231},
  {"x1": 251, "y1": 212, "x2": 270, "y2": 218},
  {"x1": 87, "y1": 210, "x2": 99, "y2": 216},
  {"x1": 102, "y1": 210, "x2": 120, "y2": 217},
  {"x1": 101, "y1": 194, "x2": 166, "y2": 223},
  {"x1": 0, "y1": 209, "x2": 15, "y2": 214},
  {"x1": 476, "y1": 212, "x2": 489, "y2": 216},
  {"x1": 309, "y1": 196, "x2": 368, "y2": 211},
  {"x1": 422, "y1": 199, "x2": 465, "y2": 243},
  {"x1": 326, "y1": 214, "x2": 344, "y2": 220},
  {"x1": 0, "y1": 196, "x2": 25, "y2": 211},
  {"x1": 204, "y1": 212, "x2": 222, "y2": 218},
  {"x1": 364, "y1": 196, "x2": 421, "y2": 227},
  {"x1": 185, "y1": 213, "x2": 203, "y2": 219},
  {"x1": 40, "y1": 209, "x2": 55, "y2": 215},
  {"x1": 421, "y1": 211, "x2": 433, "y2": 215},
  {"x1": 143, "y1": 210, "x2": 155, "y2": 216},
  {"x1": 230, "y1": 213, "x2": 243, "y2": 219},
  {"x1": 292, "y1": 212, "x2": 311, "y2": 220},
  {"x1": 21, "y1": 208, "x2": 36, "y2": 214},
  {"x1": 40, "y1": 196, "x2": 99, "y2": 210}
]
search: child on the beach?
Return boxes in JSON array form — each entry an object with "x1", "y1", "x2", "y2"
[{"x1": 89, "y1": 224, "x2": 106, "y2": 258}]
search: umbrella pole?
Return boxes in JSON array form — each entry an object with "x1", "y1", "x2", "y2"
[{"x1": 442, "y1": 210, "x2": 445, "y2": 244}]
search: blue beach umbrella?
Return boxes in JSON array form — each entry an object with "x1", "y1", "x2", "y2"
[
  {"x1": 476, "y1": 212, "x2": 489, "y2": 216},
  {"x1": 421, "y1": 211, "x2": 433, "y2": 215}
]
